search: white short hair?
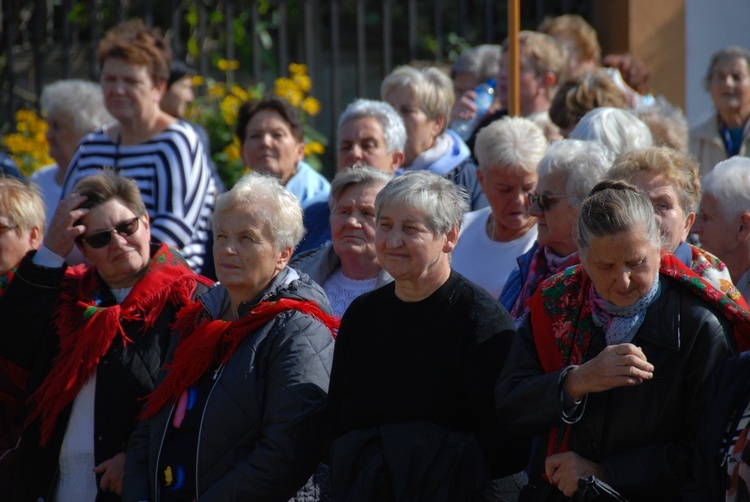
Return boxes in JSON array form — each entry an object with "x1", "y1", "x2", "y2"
[
  {"x1": 537, "y1": 139, "x2": 614, "y2": 206},
  {"x1": 701, "y1": 157, "x2": 750, "y2": 221},
  {"x1": 40, "y1": 79, "x2": 113, "y2": 135},
  {"x1": 338, "y1": 99, "x2": 406, "y2": 154},
  {"x1": 380, "y1": 65, "x2": 455, "y2": 126},
  {"x1": 474, "y1": 116, "x2": 548, "y2": 175},
  {"x1": 214, "y1": 172, "x2": 304, "y2": 250},
  {"x1": 569, "y1": 107, "x2": 652, "y2": 156},
  {"x1": 375, "y1": 170, "x2": 468, "y2": 236}
]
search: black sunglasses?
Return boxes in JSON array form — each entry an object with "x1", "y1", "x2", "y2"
[
  {"x1": 78, "y1": 217, "x2": 140, "y2": 249},
  {"x1": 528, "y1": 193, "x2": 578, "y2": 212}
]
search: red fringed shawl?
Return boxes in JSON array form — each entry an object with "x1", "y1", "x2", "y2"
[
  {"x1": 25, "y1": 244, "x2": 207, "y2": 445},
  {"x1": 530, "y1": 250, "x2": 750, "y2": 456},
  {"x1": 140, "y1": 297, "x2": 339, "y2": 419}
]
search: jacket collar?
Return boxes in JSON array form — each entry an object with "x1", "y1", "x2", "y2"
[
  {"x1": 635, "y1": 279, "x2": 680, "y2": 352},
  {"x1": 199, "y1": 267, "x2": 302, "y2": 320}
]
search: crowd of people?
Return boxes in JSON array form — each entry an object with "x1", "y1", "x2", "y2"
[{"x1": 2, "y1": 12, "x2": 750, "y2": 502}]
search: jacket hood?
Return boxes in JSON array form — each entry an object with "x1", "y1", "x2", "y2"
[{"x1": 199, "y1": 267, "x2": 333, "y2": 320}]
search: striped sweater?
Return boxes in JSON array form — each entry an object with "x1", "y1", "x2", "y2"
[{"x1": 62, "y1": 121, "x2": 217, "y2": 272}]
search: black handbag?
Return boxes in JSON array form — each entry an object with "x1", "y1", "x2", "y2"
[{"x1": 575, "y1": 476, "x2": 628, "y2": 502}]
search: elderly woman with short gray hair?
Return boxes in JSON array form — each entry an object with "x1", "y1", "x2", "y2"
[
  {"x1": 451, "y1": 116, "x2": 547, "y2": 299},
  {"x1": 326, "y1": 170, "x2": 527, "y2": 499},
  {"x1": 291, "y1": 166, "x2": 393, "y2": 317},
  {"x1": 690, "y1": 46, "x2": 750, "y2": 175},
  {"x1": 32, "y1": 79, "x2": 113, "y2": 226},
  {"x1": 381, "y1": 65, "x2": 487, "y2": 210},
  {"x1": 693, "y1": 157, "x2": 750, "y2": 302},
  {"x1": 499, "y1": 139, "x2": 613, "y2": 324},
  {"x1": 607, "y1": 146, "x2": 742, "y2": 301},
  {"x1": 496, "y1": 181, "x2": 747, "y2": 501},
  {"x1": 124, "y1": 171, "x2": 336, "y2": 501}
]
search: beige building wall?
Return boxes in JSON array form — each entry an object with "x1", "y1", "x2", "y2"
[{"x1": 591, "y1": 0, "x2": 686, "y2": 110}]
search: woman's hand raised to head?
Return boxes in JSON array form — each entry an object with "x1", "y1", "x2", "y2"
[
  {"x1": 564, "y1": 343, "x2": 654, "y2": 401},
  {"x1": 43, "y1": 193, "x2": 89, "y2": 258}
]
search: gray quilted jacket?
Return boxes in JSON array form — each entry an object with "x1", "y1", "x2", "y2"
[{"x1": 123, "y1": 268, "x2": 335, "y2": 501}]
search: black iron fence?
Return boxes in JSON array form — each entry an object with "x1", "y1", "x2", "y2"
[{"x1": 1, "y1": 0, "x2": 590, "y2": 160}]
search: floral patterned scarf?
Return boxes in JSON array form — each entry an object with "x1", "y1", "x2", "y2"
[
  {"x1": 689, "y1": 244, "x2": 744, "y2": 303},
  {"x1": 26, "y1": 244, "x2": 207, "y2": 445},
  {"x1": 510, "y1": 245, "x2": 579, "y2": 327},
  {"x1": 529, "y1": 250, "x2": 750, "y2": 455}
]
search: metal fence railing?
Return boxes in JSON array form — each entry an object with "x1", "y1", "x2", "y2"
[{"x1": 1, "y1": 0, "x2": 591, "y2": 156}]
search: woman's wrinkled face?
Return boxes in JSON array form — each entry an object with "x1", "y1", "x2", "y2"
[
  {"x1": 241, "y1": 109, "x2": 305, "y2": 185},
  {"x1": 631, "y1": 172, "x2": 693, "y2": 253},
  {"x1": 213, "y1": 203, "x2": 291, "y2": 303},
  {"x1": 581, "y1": 225, "x2": 661, "y2": 307},
  {"x1": 375, "y1": 203, "x2": 453, "y2": 285},
  {"x1": 337, "y1": 117, "x2": 400, "y2": 173},
  {"x1": 45, "y1": 109, "x2": 85, "y2": 171},
  {"x1": 692, "y1": 193, "x2": 738, "y2": 262},
  {"x1": 710, "y1": 57, "x2": 750, "y2": 117},
  {"x1": 0, "y1": 214, "x2": 41, "y2": 276},
  {"x1": 77, "y1": 198, "x2": 151, "y2": 289},
  {"x1": 478, "y1": 165, "x2": 537, "y2": 234},
  {"x1": 331, "y1": 181, "x2": 386, "y2": 263},
  {"x1": 529, "y1": 170, "x2": 579, "y2": 256},
  {"x1": 100, "y1": 58, "x2": 163, "y2": 125},
  {"x1": 384, "y1": 87, "x2": 442, "y2": 166}
]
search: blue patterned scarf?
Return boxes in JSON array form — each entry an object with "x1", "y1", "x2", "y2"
[{"x1": 589, "y1": 275, "x2": 661, "y2": 345}]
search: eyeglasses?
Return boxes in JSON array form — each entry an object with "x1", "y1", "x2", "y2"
[
  {"x1": 528, "y1": 193, "x2": 579, "y2": 212},
  {"x1": 0, "y1": 224, "x2": 17, "y2": 235},
  {"x1": 77, "y1": 217, "x2": 140, "y2": 249}
]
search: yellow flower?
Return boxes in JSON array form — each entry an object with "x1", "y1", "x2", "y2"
[
  {"x1": 304, "y1": 141, "x2": 325, "y2": 156},
  {"x1": 287, "y1": 90, "x2": 303, "y2": 107},
  {"x1": 274, "y1": 78, "x2": 304, "y2": 107},
  {"x1": 2, "y1": 108, "x2": 54, "y2": 174},
  {"x1": 293, "y1": 74, "x2": 312, "y2": 93},
  {"x1": 191, "y1": 75, "x2": 204, "y2": 87},
  {"x1": 230, "y1": 84, "x2": 251, "y2": 102},
  {"x1": 224, "y1": 141, "x2": 241, "y2": 162},
  {"x1": 289, "y1": 63, "x2": 307, "y2": 76},
  {"x1": 301, "y1": 96, "x2": 321, "y2": 116},
  {"x1": 220, "y1": 94, "x2": 242, "y2": 125},
  {"x1": 217, "y1": 59, "x2": 240, "y2": 71},
  {"x1": 274, "y1": 77, "x2": 296, "y2": 98},
  {"x1": 208, "y1": 82, "x2": 227, "y2": 99},
  {"x1": 15, "y1": 109, "x2": 37, "y2": 123}
]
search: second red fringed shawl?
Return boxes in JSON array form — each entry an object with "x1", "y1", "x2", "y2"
[{"x1": 140, "y1": 296, "x2": 339, "y2": 419}]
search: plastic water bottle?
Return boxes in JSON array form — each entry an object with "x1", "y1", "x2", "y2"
[{"x1": 450, "y1": 78, "x2": 496, "y2": 141}]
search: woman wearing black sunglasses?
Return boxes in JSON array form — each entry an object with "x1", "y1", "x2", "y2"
[
  {"x1": 499, "y1": 139, "x2": 613, "y2": 326},
  {"x1": 0, "y1": 170, "x2": 211, "y2": 502}
]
